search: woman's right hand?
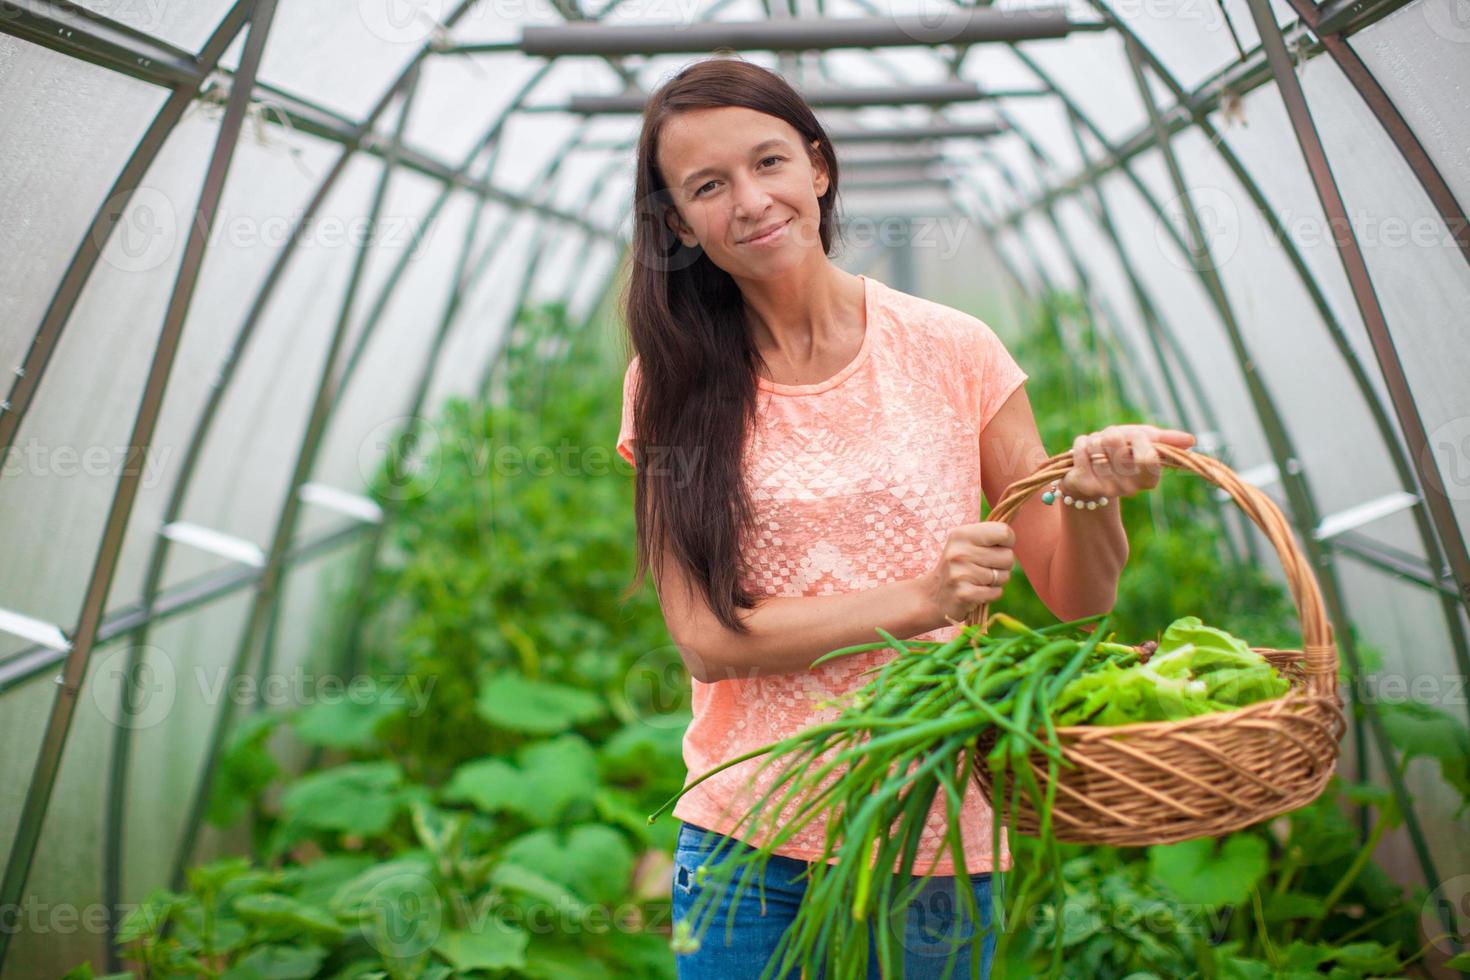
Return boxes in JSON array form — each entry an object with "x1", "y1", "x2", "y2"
[{"x1": 917, "y1": 522, "x2": 1016, "y2": 626}]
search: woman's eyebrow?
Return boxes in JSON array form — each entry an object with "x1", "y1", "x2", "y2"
[{"x1": 680, "y1": 138, "x2": 793, "y2": 189}]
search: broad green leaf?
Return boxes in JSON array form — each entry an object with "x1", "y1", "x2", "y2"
[
  {"x1": 432, "y1": 921, "x2": 529, "y2": 972},
  {"x1": 279, "y1": 761, "x2": 405, "y2": 836},
  {"x1": 476, "y1": 673, "x2": 604, "y2": 734},
  {"x1": 207, "y1": 712, "x2": 282, "y2": 828},
  {"x1": 443, "y1": 758, "x2": 524, "y2": 814},
  {"x1": 220, "y1": 944, "x2": 327, "y2": 980},
  {"x1": 328, "y1": 856, "x2": 435, "y2": 921},
  {"x1": 517, "y1": 735, "x2": 600, "y2": 823},
  {"x1": 1379, "y1": 701, "x2": 1470, "y2": 807},
  {"x1": 522, "y1": 940, "x2": 615, "y2": 980},
  {"x1": 277, "y1": 854, "x2": 377, "y2": 909},
  {"x1": 501, "y1": 824, "x2": 635, "y2": 906},
  {"x1": 232, "y1": 893, "x2": 345, "y2": 943},
  {"x1": 291, "y1": 691, "x2": 400, "y2": 749},
  {"x1": 1147, "y1": 834, "x2": 1268, "y2": 907}
]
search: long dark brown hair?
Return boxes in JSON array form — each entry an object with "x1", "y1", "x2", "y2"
[{"x1": 620, "y1": 58, "x2": 842, "y2": 635}]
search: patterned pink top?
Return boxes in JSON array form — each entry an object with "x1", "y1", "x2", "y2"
[{"x1": 617, "y1": 274, "x2": 1027, "y2": 875}]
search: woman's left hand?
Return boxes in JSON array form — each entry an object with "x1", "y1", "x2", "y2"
[{"x1": 1062, "y1": 425, "x2": 1197, "y2": 500}]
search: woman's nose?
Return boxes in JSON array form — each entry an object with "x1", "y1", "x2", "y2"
[{"x1": 731, "y1": 176, "x2": 771, "y2": 216}]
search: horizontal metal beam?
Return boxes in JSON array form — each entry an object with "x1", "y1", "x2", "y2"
[
  {"x1": 564, "y1": 81, "x2": 1047, "y2": 114},
  {"x1": 0, "y1": 0, "x2": 200, "y2": 86},
  {"x1": 0, "y1": 520, "x2": 371, "y2": 695},
  {"x1": 992, "y1": 0, "x2": 1414, "y2": 227},
  {"x1": 825, "y1": 121, "x2": 1006, "y2": 142},
  {"x1": 0, "y1": 7, "x2": 611, "y2": 241},
  {"x1": 446, "y1": 9, "x2": 1097, "y2": 56}
]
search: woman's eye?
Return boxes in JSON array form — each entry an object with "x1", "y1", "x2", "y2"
[
  {"x1": 694, "y1": 181, "x2": 716, "y2": 197},
  {"x1": 761, "y1": 156, "x2": 783, "y2": 167}
]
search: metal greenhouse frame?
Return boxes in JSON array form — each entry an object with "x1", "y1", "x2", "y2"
[{"x1": 0, "y1": 0, "x2": 1466, "y2": 972}]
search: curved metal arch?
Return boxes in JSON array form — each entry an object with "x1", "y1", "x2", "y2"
[
  {"x1": 0, "y1": 0, "x2": 254, "y2": 469},
  {"x1": 1006, "y1": 30, "x2": 1470, "y2": 714},
  {"x1": 159, "y1": 81, "x2": 633, "y2": 897},
  {"x1": 0, "y1": 1, "x2": 282, "y2": 972}
]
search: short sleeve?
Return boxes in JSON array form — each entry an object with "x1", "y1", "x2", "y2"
[
  {"x1": 616, "y1": 356, "x2": 640, "y2": 467},
  {"x1": 964, "y1": 317, "x2": 1028, "y2": 435}
]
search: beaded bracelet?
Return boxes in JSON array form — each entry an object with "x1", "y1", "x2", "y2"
[{"x1": 1040, "y1": 479, "x2": 1110, "y2": 511}]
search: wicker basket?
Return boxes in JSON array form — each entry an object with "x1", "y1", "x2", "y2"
[{"x1": 965, "y1": 444, "x2": 1346, "y2": 846}]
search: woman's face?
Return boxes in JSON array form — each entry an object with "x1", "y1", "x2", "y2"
[{"x1": 655, "y1": 106, "x2": 828, "y2": 278}]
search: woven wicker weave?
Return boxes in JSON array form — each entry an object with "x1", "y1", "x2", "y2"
[{"x1": 965, "y1": 444, "x2": 1346, "y2": 846}]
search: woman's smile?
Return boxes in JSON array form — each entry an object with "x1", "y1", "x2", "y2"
[{"x1": 741, "y1": 218, "x2": 791, "y2": 247}]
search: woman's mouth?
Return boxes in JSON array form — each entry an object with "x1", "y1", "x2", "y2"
[{"x1": 742, "y1": 219, "x2": 790, "y2": 247}]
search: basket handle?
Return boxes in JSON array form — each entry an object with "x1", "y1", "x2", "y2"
[{"x1": 964, "y1": 443, "x2": 1337, "y2": 698}]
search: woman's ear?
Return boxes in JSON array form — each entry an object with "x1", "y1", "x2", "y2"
[
  {"x1": 664, "y1": 206, "x2": 698, "y2": 248},
  {"x1": 810, "y1": 139, "x2": 830, "y2": 197}
]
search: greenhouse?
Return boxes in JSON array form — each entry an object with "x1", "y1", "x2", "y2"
[{"x1": 1, "y1": 0, "x2": 1468, "y2": 976}]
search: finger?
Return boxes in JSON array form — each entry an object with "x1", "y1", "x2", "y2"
[
  {"x1": 1100, "y1": 426, "x2": 1133, "y2": 483},
  {"x1": 1143, "y1": 426, "x2": 1197, "y2": 448},
  {"x1": 1071, "y1": 433, "x2": 1097, "y2": 493},
  {"x1": 1128, "y1": 428, "x2": 1162, "y2": 488},
  {"x1": 1089, "y1": 430, "x2": 1124, "y2": 494}
]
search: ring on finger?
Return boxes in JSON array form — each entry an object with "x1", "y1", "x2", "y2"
[
  {"x1": 1089, "y1": 452, "x2": 1110, "y2": 465},
  {"x1": 988, "y1": 567, "x2": 999, "y2": 587}
]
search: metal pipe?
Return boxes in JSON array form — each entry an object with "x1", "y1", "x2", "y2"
[
  {"x1": 566, "y1": 81, "x2": 1048, "y2": 113},
  {"x1": 0, "y1": 0, "x2": 281, "y2": 971},
  {"x1": 467, "y1": 8, "x2": 1093, "y2": 56}
]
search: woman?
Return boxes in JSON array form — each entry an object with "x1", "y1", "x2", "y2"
[{"x1": 615, "y1": 58, "x2": 1194, "y2": 979}]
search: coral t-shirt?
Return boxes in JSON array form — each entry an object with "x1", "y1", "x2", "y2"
[{"x1": 616, "y1": 274, "x2": 1027, "y2": 875}]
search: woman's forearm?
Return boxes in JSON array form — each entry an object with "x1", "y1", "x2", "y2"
[
  {"x1": 678, "y1": 577, "x2": 945, "y2": 683},
  {"x1": 1045, "y1": 499, "x2": 1129, "y2": 622}
]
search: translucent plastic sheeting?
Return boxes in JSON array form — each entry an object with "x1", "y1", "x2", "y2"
[
  {"x1": 403, "y1": 53, "x2": 552, "y2": 162},
  {"x1": 425, "y1": 211, "x2": 544, "y2": 409},
  {"x1": 449, "y1": 0, "x2": 564, "y2": 44},
  {"x1": 1095, "y1": 164, "x2": 1275, "y2": 474},
  {"x1": 1332, "y1": 557, "x2": 1470, "y2": 878},
  {"x1": 304, "y1": 177, "x2": 490, "y2": 541},
  {"x1": 0, "y1": 111, "x2": 216, "y2": 632},
  {"x1": 994, "y1": 227, "x2": 1046, "y2": 296},
  {"x1": 1300, "y1": 54, "x2": 1470, "y2": 549},
  {"x1": 106, "y1": 589, "x2": 251, "y2": 906},
  {"x1": 1168, "y1": 125, "x2": 1409, "y2": 523},
  {"x1": 240, "y1": 2, "x2": 431, "y2": 120},
  {"x1": 993, "y1": 91, "x2": 1084, "y2": 178},
  {"x1": 148, "y1": 154, "x2": 383, "y2": 597},
  {"x1": 1050, "y1": 195, "x2": 1184, "y2": 424},
  {"x1": 73, "y1": 0, "x2": 236, "y2": 50},
  {"x1": 1012, "y1": 30, "x2": 1147, "y2": 142},
  {"x1": 566, "y1": 240, "x2": 624, "y2": 323},
  {"x1": 1351, "y1": 0, "x2": 1470, "y2": 212},
  {"x1": 0, "y1": 663, "x2": 112, "y2": 977},
  {"x1": 0, "y1": 667, "x2": 55, "y2": 873},
  {"x1": 1019, "y1": 210, "x2": 1084, "y2": 291},
  {"x1": 0, "y1": 40, "x2": 168, "y2": 384},
  {"x1": 105, "y1": 123, "x2": 345, "y2": 607}
]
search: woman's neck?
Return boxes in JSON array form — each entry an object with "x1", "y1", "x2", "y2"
[{"x1": 738, "y1": 262, "x2": 865, "y2": 386}]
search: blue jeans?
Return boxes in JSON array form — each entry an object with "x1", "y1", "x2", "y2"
[{"x1": 670, "y1": 820, "x2": 998, "y2": 980}]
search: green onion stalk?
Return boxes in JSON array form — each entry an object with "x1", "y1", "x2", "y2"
[{"x1": 648, "y1": 612, "x2": 1126, "y2": 980}]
